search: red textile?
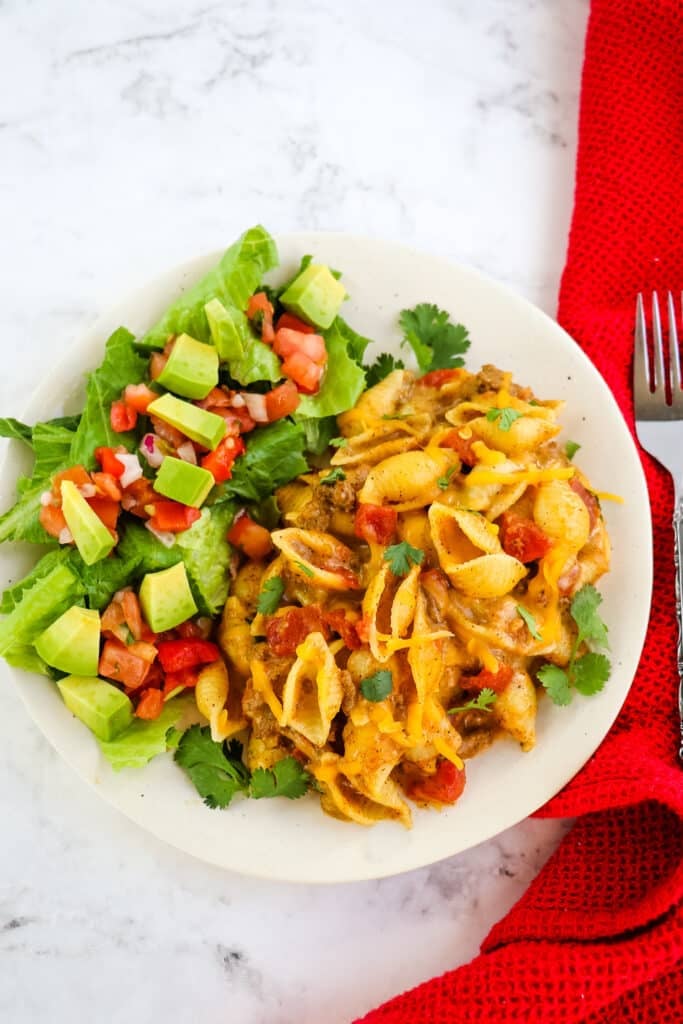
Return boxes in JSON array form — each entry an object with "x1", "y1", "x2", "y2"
[{"x1": 356, "y1": 2, "x2": 683, "y2": 1020}]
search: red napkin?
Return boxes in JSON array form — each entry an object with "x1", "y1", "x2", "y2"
[{"x1": 356, "y1": 2, "x2": 683, "y2": 1020}]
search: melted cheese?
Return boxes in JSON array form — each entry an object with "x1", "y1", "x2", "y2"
[
  {"x1": 466, "y1": 466, "x2": 575, "y2": 486},
  {"x1": 251, "y1": 661, "x2": 284, "y2": 722},
  {"x1": 466, "y1": 637, "x2": 499, "y2": 673}
]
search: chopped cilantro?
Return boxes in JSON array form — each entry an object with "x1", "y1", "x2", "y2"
[
  {"x1": 329, "y1": 437, "x2": 348, "y2": 448},
  {"x1": 537, "y1": 664, "x2": 573, "y2": 706},
  {"x1": 516, "y1": 604, "x2": 542, "y2": 641},
  {"x1": 437, "y1": 466, "x2": 458, "y2": 490},
  {"x1": 572, "y1": 652, "x2": 611, "y2": 695},
  {"x1": 398, "y1": 303, "x2": 470, "y2": 373},
  {"x1": 383, "y1": 541, "x2": 425, "y2": 576},
  {"x1": 565, "y1": 440, "x2": 581, "y2": 461},
  {"x1": 257, "y1": 576, "x2": 285, "y2": 616},
  {"x1": 360, "y1": 670, "x2": 393, "y2": 702},
  {"x1": 174, "y1": 727, "x2": 250, "y2": 809},
  {"x1": 320, "y1": 467, "x2": 346, "y2": 485},
  {"x1": 486, "y1": 407, "x2": 523, "y2": 431},
  {"x1": 365, "y1": 352, "x2": 405, "y2": 387},
  {"x1": 250, "y1": 757, "x2": 311, "y2": 799},
  {"x1": 537, "y1": 584, "x2": 611, "y2": 705},
  {"x1": 448, "y1": 688, "x2": 497, "y2": 714},
  {"x1": 294, "y1": 560, "x2": 315, "y2": 579}
]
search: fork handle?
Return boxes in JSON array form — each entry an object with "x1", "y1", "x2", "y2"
[{"x1": 674, "y1": 499, "x2": 683, "y2": 762}]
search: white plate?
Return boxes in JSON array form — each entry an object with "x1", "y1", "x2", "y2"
[{"x1": 0, "y1": 234, "x2": 652, "y2": 883}]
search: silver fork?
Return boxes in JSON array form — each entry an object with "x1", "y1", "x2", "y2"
[{"x1": 634, "y1": 292, "x2": 683, "y2": 762}]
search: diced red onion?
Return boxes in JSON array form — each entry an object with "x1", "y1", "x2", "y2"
[
  {"x1": 58, "y1": 527, "x2": 73, "y2": 545},
  {"x1": 115, "y1": 452, "x2": 143, "y2": 488},
  {"x1": 121, "y1": 492, "x2": 137, "y2": 511},
  {"x1": 144, "y1": 520, "x2": 176, "y2": 548},
  {"x1": 40, "y1": 491, "x2": 54, "y2": 507},
  {"x1": 177, "y1": 442, "x2": 197, "y2": 465},
  {"x1": 140, "y1": 433, "x2": 165, "y2": 469},
  {"x1": 243, "y1": 392, "x2": 269, "y2": 423},
  {"x1": 78, "y1": 483, "x2": 97, "y2": 498},
  {"x1": 231, "y1": 393, "x2": 246, "y2": 408}
]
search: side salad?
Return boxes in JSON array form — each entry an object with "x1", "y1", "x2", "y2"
[{"x1": 0, "y1": 225, "x2": 470, "y2": 784}]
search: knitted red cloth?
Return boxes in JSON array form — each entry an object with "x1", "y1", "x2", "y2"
[{"x1": 356, "y1": 1, "x2": 683, "y2": 1020}]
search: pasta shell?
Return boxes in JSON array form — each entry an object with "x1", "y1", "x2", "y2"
[
  {"x1": 271, "y1": 528, "x2": 361, "y2": 591},
  {"x1": 447, "y1": 552, "x2": 528, "y2": 599},
  {"x1": 359, "y1": 448, "x2": 456, "y2": 511},
  {"x1": 280, "y1": 632, "x2": 344, "y2": 746},
  {"x1": 337, "y1": 369, "x2": 412, "y2": 434},
  {"x1": 314, "y1": 753, "x2": 411, "y2": 828},
  {"x1": 249, "y1": 556, "x2": 286, "y2": 638},
  {"x1": 494, "y1": 669, "x2": 537, "y2": 750},
  {"x1": 195, "y1": 659, "x2": 246, "y2": 743},
  {"x1": 362, "y1": 564, "x2": 419, "y2": 663},
  {"x1": 533, "y1": 480, "x2": 590, "y2": 549},
  {"x1": 468, "y1": 414, "x2": 560, "y2": 456},
  {"x1": 218, "y1": 596, "x2": 254, "y2": 678},
  {"x1": 406, "y1": 590, "x2": 445, "y2": 742}
]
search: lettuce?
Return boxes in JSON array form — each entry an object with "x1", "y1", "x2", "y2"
[
  {"x1": 69, "y1": 328, "x2": 148, "y2": 468},
  {"x1": 4, "y1": 643, "x2": 50, "y2": 676},
  {"x1": 298, "y1": 416, "x2": 337, "y2": 455},
  {"x1": 295, "y1": 321, "x2": 366, "y2": 419},
  {"x1": 32, "y1": 420, "x2": 79, "y2": 479},
  {"x1": 139, "y1": 226, "x2": 279, "y2": 350},
  {"x1": 220, "y1": 420, "x2": 308, "y2": 503},
  {"x1": 335, "y1": 316, "x2": 371, "y2": 367},
  {"x1": 0, "y1": 562, "x2": 83, "y2": 655},
  {"x1": 67, "y1": 550, "x2": 142, "y2": 611},
  {"x1": 0, "y1": 479, "x2": 58, "y2": 545},
  {"x1": 0, "y1": 549, "x2": 72, "y2": 613},
  {"x1": 117, "y1": 521, "x2": 183, "y2": 575},
  {"x1": 175, "y1": 504, "x2": 236, "y2": 616},
  {"x1": 98, "y1": 695, "x2": 194, "y2": 771},
  {"x1": 0, "y1": 419, "x2": 33, "y2": 444},
  {"x1": 229, "y1": 339, "x2": 281, "y2": 386}
]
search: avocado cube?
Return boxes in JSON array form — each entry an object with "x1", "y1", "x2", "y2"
[
  {"x1": 156, "y1": 333, "x2": 219, "y2": 400},
  {"x1": 139, "y1": 561, "x2": 197, "y2": 633},
  {"x1": 35, "y1": 605, "x2": 101, "y2": 677},
  {"x1": 154, "y1": 457, "x2": 214, "y2": 508},
  {"x1": 57, "y1": 675, "x2": 133, "y2": 742},
  {"x1": 205, "y1": 298, "x2": 248, "y2": 362},
  {"x1": 146, "y1": 393, "x2": 226, "y2": 450},
  {"x1": 280, "y1": 264, "x2": 346, "y2": 329},
  {"x1": 61, "y1": 480, "x2": 116, "y2": 566}
]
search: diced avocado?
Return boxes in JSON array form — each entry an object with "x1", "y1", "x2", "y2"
[
  {"x1": 139, "y1": 561, "x2": 198, "y2": 632},
  {"x1": 61, "y1": 480, "x2": 116, "y2": 566},
  {"x1": 35, "y1": 605, "x2": 100, "y2": 676},
  {"x1": 154, "y1": 457, "x2": 214, "y2": 508},
  {"x1": 57, "y1": 675, "x2": 133, "y2": 742},
  {"x1": 156, "y1": 333, "x2": 219, "y2": 400},
  {"x1": 205, "y1": 298, "x2": 248, "y2": 362},
  {"x1": 146, "y1": 393, "x2": 226, "y2": 450},
  {"x1": 280, "y1": 264, "x2": 346, "y2": 329}
]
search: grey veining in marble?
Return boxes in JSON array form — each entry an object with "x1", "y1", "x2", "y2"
[{"x1": 0, "y1": 1, "x2": 589, "y2": 1021}]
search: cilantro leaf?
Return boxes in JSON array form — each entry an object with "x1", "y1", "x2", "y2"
[
  {"x1": 448, "y1": 688, "x2": 497, "y2": 714},
  {"x1": 437, "y1": 466, "x2": 457, "y2": 490},
  {"x1": 257, "y1": 576, "x2": 285, "y2": 616},
  {"x1": 565, "y1": 440, "x2": 581, "y2": 461},
  {"x1": 360, "y1": 670, "x2": 393, "y2": 702},
  {"x1": 250, "y1": 757, "x2": 311, "y2": 799},
  {"x1": 570, "y1": 584, "x2": 609, "y2": 650},
  {"x1": 365, "y1": 352, "x2": 405, "y2": 387},
  {"x1": 383, "y1": 541, "x2": 425, "y2": 576},
  {"x1": 572, "y1": 652, "x2": 611, "y2": 696},
  {"x1": 537, "y1": 664, "x2": 573, "y2": 706},
  {"x1": 295, "y1": 560, "x2": 315, "y2": 579},
  {"x1": 320, "y1": 467, "x2": 346, "y2": 485},
  {"x1": 398, "y1": 303, "x2": 470, "y2": 373},
  {"x1": 516, "y1": 604, "x2": 542, "y2": 641},
  {"x1": 174, "y1": 726, "x2": 250, "y2": 809},
  {"x1": 329, "y1": 436, "x2": 348, "y2": 448},
  {"x1": 486, "y1": 407, "x2": 523, "y2": 432}
]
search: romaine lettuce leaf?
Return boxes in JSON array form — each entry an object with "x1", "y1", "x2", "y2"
[
  {"x1": 220, "y1": 420, "x2": 308, "y2": 503},
  {"x1": 230, "y1": 339, "x2": 281, "y2": 385},
  {"x1": 69, "y1": 328, "x2": 148, "y2": 468},
  {"x1": 32, "y1": 421, "x2": 78, "y2": 479},
  {"x1": 0, "y1": 549, "x2": 72, "y2": 613},
  {"x1": 0, "y1": 478, "x2": 58, "y2": 545},
  {"x1": 205, "y1": 299, "x2": 249, "y2": 362},
  {"x1": 98, "y1": 695, "x2": 194, "y2": 771},
  {"x1": 67, "y1": 549, "x2": 142, "y2": 611},
  {"x1": 335, "y1": 316, "x2": 371, "y2": 367},
  {"x1": 0, "y1": 562, "x2": 83, "y2": 655},
  {"x1": 117, "y1": 521, "x2": 183, "y2": 575},
  {"x1": 0, "y1": 419, "x2": 32, "y2": 444},
  {"x1": 298, "y1": 416, "x2": 337, "y2": 455},
  {"x1": 176, "y1": 504, "x2": 236, "y2": 616},
  {"x1": 295, "y1": 321, "x2": 366, "y2": 419},
  {"x1": 139, "y1": 226, "x2": 279, "y2": 350},
  {"x1": 3, "y1": 643, "x2": 50, "y2": 676}
]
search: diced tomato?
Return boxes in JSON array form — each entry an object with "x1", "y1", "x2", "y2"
[
  {"x1": 95, "y1": 447, "x2": 125, "y2": 478},
  {"x1": 157, "y1": 638, "x2": 221, "y2": 673},
  {"x1": 150, "y1": 352, "x2": 168, "y2": 380},
  {"x1": 227, "y1": 406, "x2": 256, "y2": 433},
  {"x1": 420, "y1": 567, "x2": 450, "y2": 603},
  {"x1": 499, "y1": 512, "x2": 553, "y2": 563},
  {"x1": 201, "y1": 435, "x2": 245, "y2": 483},
  {"x1": 264, "y1": 380, "x2": 300, "y2": 421},
  {"x1": 462, "y1": 663, "x2": 513, "y2": 694},
  {"x1": 273, "y1": 328, "x2": 327, "y2": 365},
  {"x1": 227, "y1": 513, "x2": 273, "y2": 559},
  {"x1": 197, "y1": 387, "x2": 232, "y2": 410},
  {"x1": 354, "y1": 503, "x2": 397, "y2": 546},
  {"x1": 439, "y1": 428, "x2": 477, "y2": 467},
  {"x1": 323, "y1": 608, "x2": 362, "y2": 650},
  {"x1": 355, "y1": 614, "x2": 371, "y2": 644},
  {"x1": 276, "y1": 312, "x2": 316, "y2": 334},
  {"x1": 281, "y1": 351, "x2": 324, "y2": 394},
  {"x1": 52, "y1": 465, "x2": 91, "y2": 498},
  {"x1": 110, "y1": 400, "x2": 137, "y2": 433},
  {"x1": 39, "y1": 503, "x2": 68, "y2": 539},
  {"x1": 91, "y1": 472, "x2": 122, "y2": 501},
  {"x1": 135, "y1": 688, "x2": 164, "y2": 720},
  {"x1": 417, "y1": 369, "x2": 465, "y2": 388},
  {"x1": 148, "y1": 500, "x2": 201, "y2": 533},
  {"x1": 86, "y1": 497, "x2": 120, "y2": 530},
  {"x1": 162, "y1": 666, "x2": 200, "y2": 697},
  {"x1": 124, "y1": 383, "x2": 157, "y2": 414},
  {"x1": 177, "y1": 619, "x2": 206, "y2": 639},
  {"x1": 121, "y1": 590, "x2": 143, "y2": 641},
  {"x1": 99, "y1": 639, "x2": 153, "y2": 690},
  {"x1": 122, "y1": 477, "x2": 158, "y2": 518},
  {"x1": 101, "y1": 598, "x2": 127, "y2": 641},
  {"x1": 102, "y1": 594, "x2": 145, "y2": 644},
  {"x1": 247, "y1": 291, "x2": 275, "y2": 343},
  {"x1": 150, "y1": 415, "x2": 186, "y2": 448},
  {"x1": 406, "y1": 760, "x2": 466, "y2": 806},
  {"x1": 265, "y1": 606, "x2": 329, "y2": 657},
  {"x1": 569, "y1": 477, "x2": 600, "y2": 531}
]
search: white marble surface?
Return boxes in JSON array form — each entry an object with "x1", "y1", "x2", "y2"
[{"x1": 0, "y1": 1, "x2": 588, "y2": 1021}]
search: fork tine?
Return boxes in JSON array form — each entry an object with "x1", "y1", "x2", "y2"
[
  {"x1": 634, "y1": 293, "x2": 650, "y2": 396},
  {"x1": 652, "y1": 291, "x2": 666, "y2": 392},
  {"x1": 668, "y1": 292, "x2": 682, "y2": 395}
]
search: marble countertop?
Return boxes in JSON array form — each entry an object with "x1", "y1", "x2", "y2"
[{"x1": 0, "y1": 1, "x2": 589, "y2": 1020}]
